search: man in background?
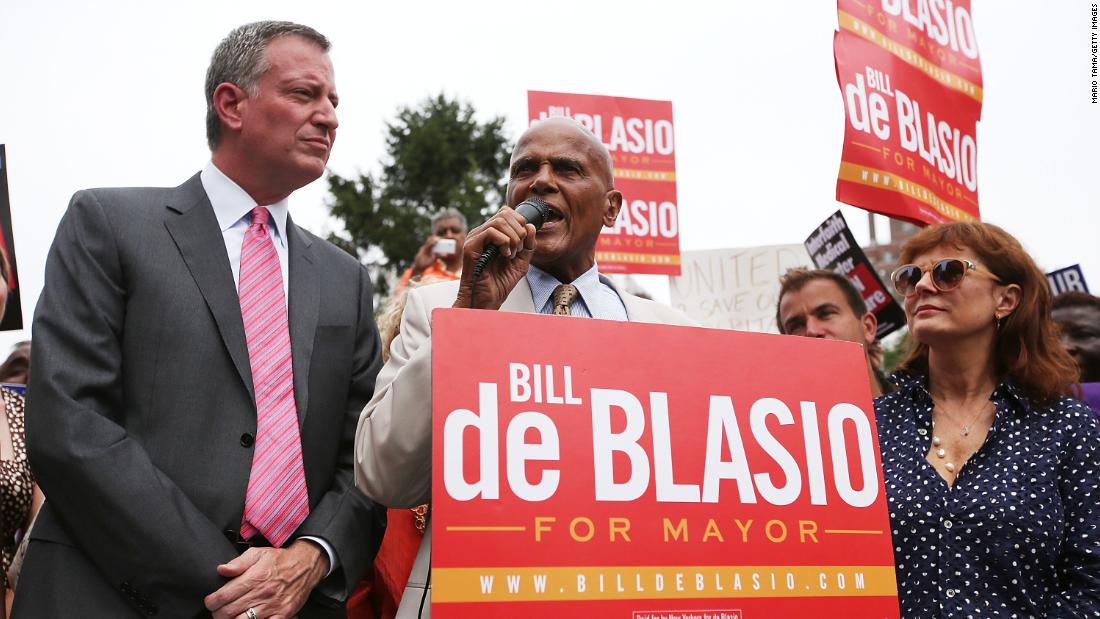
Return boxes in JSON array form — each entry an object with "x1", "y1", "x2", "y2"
[
  {"x1": 777, "y1": 267, "x2": 890, "y2": 397},
  {"x1": 1053, "y1": 291, "x2": 1100, "y2": 414},
  {"x1": 17, "y1": 21, "x2": 383, "y2": 618},
  {"x1": 397, "y1": 209, "x2": 467, "y2": 291}
]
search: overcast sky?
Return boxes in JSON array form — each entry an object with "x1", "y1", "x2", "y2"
[{"x1": 1, "y1": 0, "x2": 1096, "y2": 351}]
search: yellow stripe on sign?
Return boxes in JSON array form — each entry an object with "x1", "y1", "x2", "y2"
[
  {"x1": 596, "y1": 252, "x2": 682, "y2": 266},
  {"x1": 445, "y1": 526, "x2": 527, "y2": 532},
  {"x1": 433, "y1": 565, "x2": 898, "y2": 603},
  {"x1": 838, "y1": 161, "x2": 976, "y2": 222},
  {"x1": 838, "y1": 10, "x2": 983, "y2": 104},
  {"x1": 614, "y1": 168, "x2": 677, "y2": 182},
  {"x1": 850, "y1": 141, "x2": 883, "y2": 154}
]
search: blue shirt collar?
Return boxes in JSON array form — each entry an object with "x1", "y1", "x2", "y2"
[
  {"x1": 527, "y1": 264, "x2": 600, "y2": 313},
  {"x1": 889, "y1": 370, "x2": 1037, "y2": 416}
]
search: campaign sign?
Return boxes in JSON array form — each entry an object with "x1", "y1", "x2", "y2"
[
  {"x1": 669, "y1": 244, "x2": 813, "y2": 333},
  {"x1": 0, "y1": 145, "x2": 24, "y2": 331},
  {"x1": 528, "y1": 91, "x2": 681, "y2": 276},
  {"x1": 805, "y1": 210, "x2": 906, "y2": 338},
  {"x1": 431, "y1": 309, "x2": 900, "y2": 618},
  {"x1": 1047, "y1": 264, "x2": 1089, "y2": 295},
  {"x1": 834, "y1": 0, "x2": 983, "y2": 225},
  {"x1": 838, "y1": 0, "x2": 983, "y2": 102}
]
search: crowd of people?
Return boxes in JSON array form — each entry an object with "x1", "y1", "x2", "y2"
[{"x1": 1, "y1": 18, "x2": 1098, "y2": 619}]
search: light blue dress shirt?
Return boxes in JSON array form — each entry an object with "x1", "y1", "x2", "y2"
[{"x1": 526, "y1": 264, "x2": 628, "y2": 320}]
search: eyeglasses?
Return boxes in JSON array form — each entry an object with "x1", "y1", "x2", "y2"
[{"x1": 890, "y1": 258, "x2": 1002, "y2": 296}]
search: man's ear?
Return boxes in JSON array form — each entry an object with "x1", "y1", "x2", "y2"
[
  {"x1": 212, "y1": 82, "x2": 248, "y2": 135},
  {"x1": 602, "y1": 189, "x2": 623, "y2": 228},
  {"x1": 862, "y1": 312, "x2": 878, "y2": 347}
]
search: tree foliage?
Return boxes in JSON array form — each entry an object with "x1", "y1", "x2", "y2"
[
  {"x1": 881, "y1": 327, "x2": 911, "y2": 375},
  {"x1": 327, "y1": 93, "x2": 511, "y2": 295}
]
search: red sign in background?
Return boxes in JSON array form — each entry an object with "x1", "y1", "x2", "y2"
[
  {"x1": 528, "y1": 91, "x2": 681, "y2": 276},
  {"x1": 431, "y1": 310, "x2": 899, "y2": 617},
  {"x1": 834, "y1": 0, "x2": 983, "y2": 225}
]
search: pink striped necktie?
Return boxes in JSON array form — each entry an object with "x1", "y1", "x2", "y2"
[{"x1": 238, "y1": 206, "x2": 309, "y2": 547}]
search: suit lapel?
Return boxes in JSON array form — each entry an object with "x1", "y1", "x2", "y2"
[
  {"x1": 163, "y1": 174, "x2": 254, "y2": 397},
  {"x1": 599, "y1": 274, "x2": 640, "y2": 322},
  {"x1": 285, "y1": 217, "x2": 318, "y2": 422},
  {"x1": 501, "y1": 277, "x2": 536, "y2": 313}
]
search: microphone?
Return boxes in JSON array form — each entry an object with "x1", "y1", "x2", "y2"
[{"x1": 470, "y1": 197, "x2": 552, "y2": 283}]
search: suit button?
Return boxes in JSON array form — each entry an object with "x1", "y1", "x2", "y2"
[{"x1": 240, "y1": 433, "x2": 254, "y2": 448}]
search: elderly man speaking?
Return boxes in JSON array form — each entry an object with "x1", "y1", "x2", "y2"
[{"x1": 354, "y1": 117, "x2": 695, "y2": 618}]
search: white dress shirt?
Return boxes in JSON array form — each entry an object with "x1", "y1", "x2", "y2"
[{"x1": 200, "y1": 162, "x2": 290, "y2": 303}]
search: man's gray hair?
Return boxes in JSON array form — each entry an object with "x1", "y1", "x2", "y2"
[
  {"x1": 432, "y1": 208, "x2": 467, "y2": 230},
  {"x1": 205, "y1": 21, "x2": 330, "y2": 150}
]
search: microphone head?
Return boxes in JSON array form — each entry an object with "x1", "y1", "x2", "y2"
[{"x1": 514, "y1": 196, "x2": 552, "y2": 230}]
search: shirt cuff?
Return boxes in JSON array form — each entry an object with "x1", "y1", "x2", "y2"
[{"x1": 297, "y1": 535, "x2": 337, "y2": 578}]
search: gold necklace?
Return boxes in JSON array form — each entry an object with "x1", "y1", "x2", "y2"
[{"x1": 932, "y1": 396, "x2": 992, "y2": 437}]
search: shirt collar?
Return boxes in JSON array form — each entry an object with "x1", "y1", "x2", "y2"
[
  {"x1": 200, "y1": 161, "x2": 289, "y2": 247},
  {"x1": 526, "y1": 263, "x2": 602, "y2": 312},
  {"x1": 890, "y1": 369, "x2": 1036, "y2": 416}
]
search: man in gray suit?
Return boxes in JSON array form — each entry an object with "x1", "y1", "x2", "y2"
[
  {"x1": 16, "y1": 21, "x2": 383, "y2": 618},
  {"x1": 353, "y1": 117, "x2": 696, "y2": 617}
]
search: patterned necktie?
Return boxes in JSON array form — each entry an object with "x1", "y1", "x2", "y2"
[
  {"x1": 238, "y1": 207, "x2": 309, "y2": 547},
  {"x1": 551, "y1": 284, "x2": 578, "y2": 316}
]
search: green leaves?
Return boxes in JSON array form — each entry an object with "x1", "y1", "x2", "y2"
[{"x1": 327, "y1": 94, "x2": 510, "y2": 297}]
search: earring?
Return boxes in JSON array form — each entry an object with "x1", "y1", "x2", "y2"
[{"x1": 994, "y1": 313, "x2": 1004, "y2": 331}]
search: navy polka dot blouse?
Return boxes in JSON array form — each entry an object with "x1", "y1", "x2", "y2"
[{"x1": 874, "y1": 372, "x2": 1100, "y2": 617}]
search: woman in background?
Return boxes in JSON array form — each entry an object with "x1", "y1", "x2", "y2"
[
  {"x1": 875, "y1": 221, "x2": 1100, "y2": 617},
  {"x1": 0, "y1": 248, "x2": 42, "y2": 618}
]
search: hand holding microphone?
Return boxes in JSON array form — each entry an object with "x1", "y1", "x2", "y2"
[
  {"x1": 453, "y1": 197, "x2": 552, "y2": 310},
  {"x1": 471, "y1": 197, "x2": 551, "y2": 282}
]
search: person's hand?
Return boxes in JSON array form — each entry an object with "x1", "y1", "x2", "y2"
[
  {"x1": 204, "y1": 540, "x2": 328, "y2": 619},
  {"x1": 453, "y1": 206, "x2": 537, "y2": 311},
  {"x1": 411, "y1": 234, "x2": 442, "y2": 274}
]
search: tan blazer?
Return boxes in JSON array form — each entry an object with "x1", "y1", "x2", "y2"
[{"x1": 354, "y1": 276, "x2": 696, "y2": 618}]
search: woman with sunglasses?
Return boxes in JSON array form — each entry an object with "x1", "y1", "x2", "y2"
[{"x1": 875, "y1": 221, "x2": 1100, "y2": 617}]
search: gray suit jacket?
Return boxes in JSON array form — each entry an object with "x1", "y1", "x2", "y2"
[
  {"x1": 16, "y1": 174, "x2": 385, "y2": 618},
  {"x1": 354, "y1": 277, "x2": 697, "y2": 618}
]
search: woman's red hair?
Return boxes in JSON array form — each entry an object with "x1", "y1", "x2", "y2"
[{"x1": 898, "y1": 221, "x2": 1079, "y2": 402}]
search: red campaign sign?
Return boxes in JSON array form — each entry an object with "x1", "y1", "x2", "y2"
[
  {"x1": 431, "y1": 309, "x2": 899, "y2": 618},
  {"x1": 834, "y1": 0, "x2": 983, "y2": 225},
  {"x1": 838, "y1": 0, "x2": 983, "y2": 97},
  {"x1": 528, "y1": 91, "x2": 681, "y2": 276}
]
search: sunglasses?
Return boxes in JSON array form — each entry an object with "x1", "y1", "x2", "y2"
[{"x1": 890, "y1": 258, "x2": 1002, "y2": 296}]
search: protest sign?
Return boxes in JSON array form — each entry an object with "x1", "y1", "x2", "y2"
[
  {"x1": 668, "y1": 245, "x2": 812, "y2": 333},
  {"x1": 834, "y1": 0, "x2": 982, "y2": 225},
  {"x1": 431, "y1": 309, "x2": 900, "y2": 618},
  {"x1": 805, "y1": 211, "x2": 906, "y2": 338},
  {"x1": 0, "y1": 145, "x2": 23, "y2": 331},
  {"x1": 528, "y1": 91, "x2": 681, "y2": 275},
  {"x1": 1047, "y1": 264, "x2": 1090, "y2": 295}
]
